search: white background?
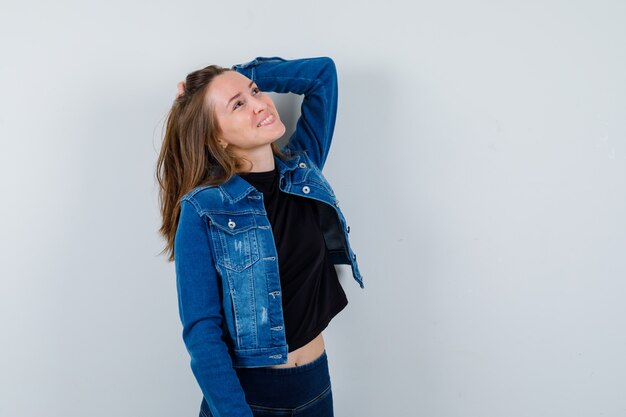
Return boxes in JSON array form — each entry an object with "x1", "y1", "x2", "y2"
[{"x1": 1, "y1": 1, "x2": 625, "y2": 416}]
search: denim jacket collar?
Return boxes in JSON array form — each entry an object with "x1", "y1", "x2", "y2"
[{"x1": 218, "y1": 153, "x2": 303, "y2": 203}]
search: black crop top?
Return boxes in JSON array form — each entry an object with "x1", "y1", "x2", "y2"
[{"x1": 239, "y1": 167, "x2": 348, "y2": 352}]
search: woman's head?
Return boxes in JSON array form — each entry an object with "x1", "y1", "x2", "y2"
[
  {"x1": 208, "y1": 70, "x2": 286, "y2": 154},
  {"x1": 156, "y1": 64, "x2": 288, "y2": 261}
]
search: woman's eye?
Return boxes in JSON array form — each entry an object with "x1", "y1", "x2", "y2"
[
  {"x1": 233, "y1": 100, "x2": 244, "y2": 110},
  {"x1": 252, "y1": 87, "x2": 260, "y2": 95}
]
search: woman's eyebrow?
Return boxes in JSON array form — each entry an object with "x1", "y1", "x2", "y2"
[{"x1": 226, "y1": 80, "x2": 256, "y2": 108}]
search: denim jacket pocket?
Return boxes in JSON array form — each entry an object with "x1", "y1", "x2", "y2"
[{"x1": 207, "y1": 213, "x2": 260, "y2": 272}]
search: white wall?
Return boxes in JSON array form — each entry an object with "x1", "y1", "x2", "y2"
[{"x1": 2, "y1": 1, "x2": 625, "y2": 416}]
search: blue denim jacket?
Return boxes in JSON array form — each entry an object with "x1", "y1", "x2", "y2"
[{"x1": 174, "y1": 56, "x2": 363, "y2": 417}]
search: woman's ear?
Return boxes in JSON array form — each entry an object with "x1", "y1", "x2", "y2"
[{"x1": 215, "y1": 136, "x2": 228, "y2": 149}]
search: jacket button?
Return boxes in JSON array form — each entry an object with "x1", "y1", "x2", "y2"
[
  {"x1": 334, "y1": 199, "x2": 340, "y2": 207},
  {"x1": 347, "y1": 226, "x2": 351, "y2": 233},
  {"x1": 352, "y1": 253, "x2": 357, "y2": 260},
  {"x1": 298, "y1": 162, "x2": 307, "y2": 169},
  {"x1": 302, "y1": 186, "x2": 310, "y2": 194},
  {"x1": 227, "y1": 219, "x2": 236, "y2": 229}
]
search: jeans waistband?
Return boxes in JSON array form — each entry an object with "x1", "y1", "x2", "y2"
[{"x1": 233, "y1": 349, "x2": 331, "y2": 409}]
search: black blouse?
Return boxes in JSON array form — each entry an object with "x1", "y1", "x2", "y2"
[{"x1": 239, "y1": 167, "x2": 348, "y2": 352}]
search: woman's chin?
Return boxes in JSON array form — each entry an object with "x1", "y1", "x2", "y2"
[{"x1": 269, "y1": 123, "x2": 287, "y2": 140}]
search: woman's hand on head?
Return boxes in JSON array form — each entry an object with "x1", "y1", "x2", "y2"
[{"x1": 176, "y1": 81, "x2": 186, "y2": 98}]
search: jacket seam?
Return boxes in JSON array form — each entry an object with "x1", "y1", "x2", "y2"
[{"x1": 181, "y1": 195, "x2": 202, "y2": 214}]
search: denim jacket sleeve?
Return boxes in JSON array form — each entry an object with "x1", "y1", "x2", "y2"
[
  {"x1": 174, "y1": 199, "x2": 253, "y2": 417},
  {"x1": 232, "y1": 56, "x2": 339, "y2": 170}
]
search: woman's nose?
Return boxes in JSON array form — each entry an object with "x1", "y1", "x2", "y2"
[{"x1": 251, "y1": 96, "x2": 268, "y2": 114}]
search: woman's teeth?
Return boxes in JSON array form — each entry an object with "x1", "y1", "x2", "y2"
[{"x1": 257, "y1": 115, "x2": 274, "y2": 127}]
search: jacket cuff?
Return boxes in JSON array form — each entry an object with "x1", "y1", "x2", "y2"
[{"x1": 231, "y1": 56, "x2": 288, "y2": 79}]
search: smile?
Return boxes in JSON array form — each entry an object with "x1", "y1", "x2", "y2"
[{"x1": 257, "y1": 114, "x2": 275, "y2": 127}]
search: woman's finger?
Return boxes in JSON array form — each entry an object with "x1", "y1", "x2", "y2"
[{"x1": 176, "y1": 81, "x2": 186, "y2": 98}]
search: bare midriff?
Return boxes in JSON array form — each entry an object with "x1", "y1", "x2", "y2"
[{"x1": 267, "y1": 332, "x2": 325, "y2": 368}]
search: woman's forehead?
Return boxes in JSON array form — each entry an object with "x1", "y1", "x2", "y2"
[{"x1": 207, "y1": 71, "x2": 253, "y2": 106}]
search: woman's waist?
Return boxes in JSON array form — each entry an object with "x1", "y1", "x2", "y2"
[{"x1": 266, "y1": 332, "x2": 325, "y2": 369}]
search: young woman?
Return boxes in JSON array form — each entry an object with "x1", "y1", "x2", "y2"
[{"x1": 156, "y1": 56, "x2": 364, "y2": 417}]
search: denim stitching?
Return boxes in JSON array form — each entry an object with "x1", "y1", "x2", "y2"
[
  {"x1": 201, "y1": 209, "x2": 258, "y2": 216},
  {"x1": 248, "y1": 403, "x2": 292, "y2": 415},
  {"x1": 294, "y1": 384, "x2": 332, "y2": 413},
  {"x1": 213, "y1": 223, "x2": 258, "y2": 272},
  {"x1": 248, "y1": 266, "x2": 258, "y2": 344},
  {"x1": 246, "y1": 383, "x2": 331, "y2": 415},
  {"x1": 182, "y1": 195, "x2": 203, "y2": 213},
  {"x1": 255, "y1": 76, "x2": 320, "y2": 87},
  {"x1": 185, "y1": 185, "x2": 216, "y2": 199}
]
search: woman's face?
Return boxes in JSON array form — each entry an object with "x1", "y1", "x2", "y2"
[{"x1": 207, "y1": 71, "x2": 286, "y2": 153}]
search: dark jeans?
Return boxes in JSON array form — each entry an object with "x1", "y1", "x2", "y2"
[{"x1": 200, "y1": 350, "x2": 334, "y2": 417}]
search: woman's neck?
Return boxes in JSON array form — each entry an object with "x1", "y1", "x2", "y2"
[{"x1": 234, "y1": 144, "x2": 276, "y2": 173}]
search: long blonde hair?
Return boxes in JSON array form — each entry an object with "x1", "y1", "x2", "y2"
[{"x1": 155, "y1": 65, "x2": 285, "y2": 262}]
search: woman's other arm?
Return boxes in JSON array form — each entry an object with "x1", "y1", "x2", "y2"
[
  {"x1": 232, "y1": 56, "x2": 339, "y2": 171},
  {"x1": 174, "y1": 199, "x2": 253, "y2": 417}
]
